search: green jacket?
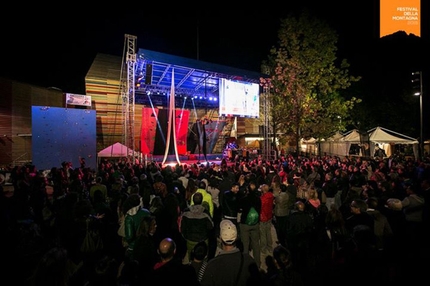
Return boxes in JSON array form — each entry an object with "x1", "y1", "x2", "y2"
[
  {"x1": 124, "y1": 207, "x2": 151, "y2": 250},
  {"x1": 191, "y1": 188, "x2": 214, "y2": 217}
]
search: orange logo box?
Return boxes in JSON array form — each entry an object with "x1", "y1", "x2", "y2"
[{"x1": 380, "y1": 0, "x2": 420, "y2": 37}]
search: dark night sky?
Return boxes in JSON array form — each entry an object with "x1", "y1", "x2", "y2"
[{"x1": 0, "y1": 2, "x2": 383, "y2": 94}]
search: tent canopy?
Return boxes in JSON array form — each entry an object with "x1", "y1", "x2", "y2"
[
  {"x1": 318, "y1": 126, "x2": 418, "y2": 157},
  {"x1": 342, "y1": 129, "x2": 361, "y2": 143},
  {"x1": 368, "y1": 126, "x2": 418, "y2": 144},
  {"x1": 324, "y1": 131, "x2": 344, "y2": 141},
  {"x1": 98, "y1": 142, "x2": 139, "y2": 158}
]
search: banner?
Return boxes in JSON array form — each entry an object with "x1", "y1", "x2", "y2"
[
  {"x1": 197, "y1": 119, "x2": 226, "y2": 157},
  {"x1": 380, "y1": 0, "x2": 420, "y2": 37},
  {"x1": 140, "y1": 107, "x2": 189, "y2": 156},
  {"x1": 141, "y1": 107, "x2": 158, "y2": 155},
  {"x1": 66, "y1": 93, "x2": 92, "y2": 107}
]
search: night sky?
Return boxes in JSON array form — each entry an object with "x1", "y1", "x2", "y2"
[{"x1": 1, "y1": 2, "x2": 383, "y2": 94}]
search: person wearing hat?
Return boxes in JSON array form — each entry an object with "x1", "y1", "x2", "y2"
[{"x1": 200, "y1": 219, "x2": 261, "y2": 286}]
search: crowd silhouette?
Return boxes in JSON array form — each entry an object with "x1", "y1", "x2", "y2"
[{"x1": 1, "y1": 152, "x2": 429, "y2": 285}]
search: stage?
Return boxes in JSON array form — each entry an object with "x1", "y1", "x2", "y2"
[{"x1": 149, "y1": 153, "x2": 227, "y2": 166}]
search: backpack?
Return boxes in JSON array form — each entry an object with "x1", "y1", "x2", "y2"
[
  {"x1": 81, "y1": 219, "x2": 104, "y2": 253},
  {"x1": 245, "y1": 207, "x2": 259, "y2": 225}
]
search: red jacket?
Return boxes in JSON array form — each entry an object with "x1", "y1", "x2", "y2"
[{"x1": 260, "y1": 191, "x2": 274, "y2": 222}]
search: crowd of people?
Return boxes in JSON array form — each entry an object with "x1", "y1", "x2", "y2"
[{"x1": 1, "y1": 152, "x2": 429, "y2": 285}]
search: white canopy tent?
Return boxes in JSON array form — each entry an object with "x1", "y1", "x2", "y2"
[
  {"x1": 343, "y1": 129, "x2": 361, "y2": 143},
  {"x1": 300, "y1": 137, "x2": 318, "y2": 155},
  {"x1": 319, "y1": 131, "x2": 349, "y2": 157},
  {"x1": 342, "y1": 129, "x2": 366, "y2": 156},
  {"x1": 317, "y1": 127, "x2": 418, "y2": 158},
  {"x1": 97, "y1": 142, "x2": 142, "y2": 164},
  {"x1": 367, "y1": 126, "x2": 418, "y2": 158},
  {"x1": 340, "y1": 127, "x2": 418, "y2": 158}
]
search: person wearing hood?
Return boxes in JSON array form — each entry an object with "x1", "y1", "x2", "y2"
[
  {"x1": 122, "y1": 193, "x2": 151, "y2": 260},
  {"x1": 180, "y1": 192, "x2": 214, "y2": 262}
]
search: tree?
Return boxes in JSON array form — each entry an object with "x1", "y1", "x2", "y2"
[{"x1": 260, "y1": 9, "x2": 361, "y2": 153}]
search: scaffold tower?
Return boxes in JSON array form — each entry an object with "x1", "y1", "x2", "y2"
[
  {"x1": 262, "y1": 86, "x2": 271, "y2": 160},
  {"x1": 121, "y1": 34, "x2": 137, "y2": 154}
]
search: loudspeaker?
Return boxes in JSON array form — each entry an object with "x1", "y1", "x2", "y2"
[{"x1": 145, "y1": 63, "x2": 153, "y2": 85}]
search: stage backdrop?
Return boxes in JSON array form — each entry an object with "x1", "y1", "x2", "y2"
[
  {"x1": 141, "y1": 107, "x2": 189, "y2": 156},
  {"x1": 197, "y1": 120, "x2": 227, "y2": 155},
  {"x1": 32, "y1": 106, "x2": 97, "y2": 170}
]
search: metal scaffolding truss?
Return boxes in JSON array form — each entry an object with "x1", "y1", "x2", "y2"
[
  {"x1": 262, "y1": 86, "x2": 271, "y2": 160},
  {"x1": 134, "y1": 49, "x2": 262, "y2": 109},
  {"x1": 121, "y1": 34, "x2": 137, "y2": 153}
]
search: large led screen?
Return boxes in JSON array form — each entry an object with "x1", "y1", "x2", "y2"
[{"x1": 219, "y1": 78, "x2": 260, "y2": 118}]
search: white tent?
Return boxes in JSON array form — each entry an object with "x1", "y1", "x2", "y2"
[
  {"x1": 98, "y1": 142, "x2": 140, "y2": 158},
  {"x1": 340, "y1": 126, "x2": 418, "y2": 158},
  {"x1": 328, "y1": 131, "x2": 344, "y2": 141},
  {"x1": 342, "y1": 129, "x2": 363, "y2": 156},
  {"x1": 343, "y1": 129, "x2": 361, "y2": 143},
  {"x1": 368, "y1": 126, "x2": 418, "y2": 144},
  {"x1": 367, "y1": 126, "x2": 418, "y2": 158},
  {"x1": 319, "y1": 131, "x2": 349, "y2": 157},
  {"x1": 300, "y1": 137, "x2": 318, "y2": 155},
  {"x1": 319, "y1": 127, "x2": 418, "y2": 158}
]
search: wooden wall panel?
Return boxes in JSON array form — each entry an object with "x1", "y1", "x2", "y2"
[{"x1": 0, "y1": 78, "x2": 63, "y2": 167}]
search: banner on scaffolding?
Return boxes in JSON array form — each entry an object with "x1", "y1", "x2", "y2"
[
  {"x1": 196, "y1": 120, "x2": 227, "y2": 155},
  {"x1": 140, "y1": 107, "x2": 189, "y2": 156}
]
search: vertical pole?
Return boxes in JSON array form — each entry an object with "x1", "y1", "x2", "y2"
[{"x1": 419, "y1": 71, "x2": 423, "y2": 159}]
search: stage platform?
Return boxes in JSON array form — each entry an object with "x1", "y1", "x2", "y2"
[{"x1": 149, "y1": 153, "x2": 226, "y2": 166}]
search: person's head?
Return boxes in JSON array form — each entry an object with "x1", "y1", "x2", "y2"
[
  {"x1": 421, "y1": 179, "x2": 430, "y2": 190},
  {"x1": 272, "y1": 245, "x2": 293, "y2": 269},
  {"x1": 220, "y1": 219, "x2": 237, "y2": 246},
  {"x1": 350, "y1": 199, "x2": 367, "y2": 214},
  {"x1": 93, "y1": 189, "x2": 105, "y2": 203},
  {"x1": 365, "y1": 197, "x2": 378, "y2": 209},
  {"x1": 198, "y1": 180, "x2": 207, "y2": 190},
  {"x1": 231, "y1": 183, "x2": 240, "y2": 193},
  {"x1": 190, "y1": 241, "x2": 208, "y2": 262},
  {"x1": 137, "y1": 215, "x2": 157, "y2": 237},
  {"x1": 192, "y1": 192, "x2": 203, "y2": 205},
  {"x1": 385, "y1": 198, "x2": 402, "y2": 211},
  {"x1": 294, "y1": 200, "x2": 305, "y2": 212},
  {"x1": 154, "y1": 181, "x2": 168, "y2": 196},
  {"x1": 260, "y1": 184, "x2": 269, "y2": 193},
  {"x1": 406, "y1": 183, "x2": 417, "y2": 195},
  {"x1": 279, "y1": 183, "x2": 287, "y2": 193},
  {"x1": 325, "y1": 205, "x2": 345, "y2": 227},
  {"x1": 307, "y1": 188, "x2": 318, "y2": 200},
  {"x1": 122, "y1": 194, "x2": 142, "y2": 215},
  {"x1": 158, "y1": 238, "x2": 176, "y2": 262},
  {"x1": 248, "y1": 181, "x2": 257, "y2": 191}
]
